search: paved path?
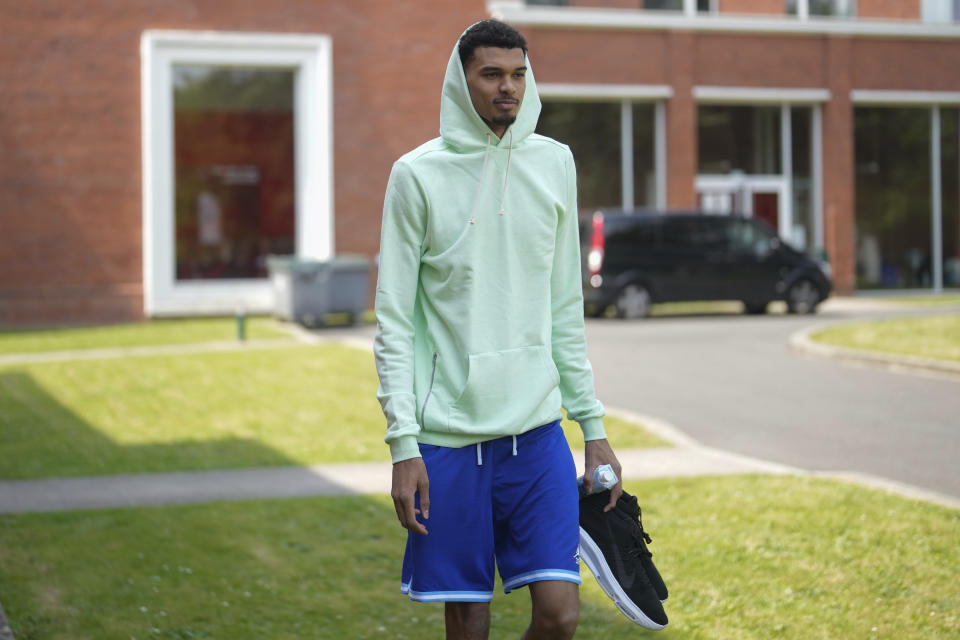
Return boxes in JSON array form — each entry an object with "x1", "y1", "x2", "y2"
[
  {"x1": 584, "y1": 299, "x2": 960, "y2": 499},
  {"x1": 2, "y1": 406, "x2": 958, "y2": 514}
]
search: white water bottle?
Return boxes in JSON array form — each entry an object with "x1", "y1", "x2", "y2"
[{"x1": 577, "y1": 464, "x2": 618, "y2": 496}]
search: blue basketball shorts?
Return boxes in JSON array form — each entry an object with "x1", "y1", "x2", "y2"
[{"x1": 400, "y1": 420, "x2": 581, "y2": 603}]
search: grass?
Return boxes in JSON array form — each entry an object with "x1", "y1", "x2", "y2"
[
  {"x1": 811, "y1": 315, "x2": 960, "y2": 363},
  {"x1": 0, "y1": 343, "x2": 666, "y2": 480},
  {"x1": 0, "y1": 317, "x2": 291, "y2": 355},
  {"x1": 0, "y1": 474, "x2": 957, "y2": 639},
  {"x1": 876, "y1": 295, "x2": 960, "y2": 307}
]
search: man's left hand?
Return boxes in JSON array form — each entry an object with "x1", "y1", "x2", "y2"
[{"x1": 583, "y1": 438, "x2": 622, "y2": 512}]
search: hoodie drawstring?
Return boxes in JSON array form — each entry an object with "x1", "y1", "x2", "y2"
[
  {"x1": 468, "y1": 133, "x2": 493, "y2": 225},
  {"x1": 468, "y1": 130, "x2": 514, "y2": 224},
  {"x1": 476, "y1": 435, "x2": 518, "y2": 466},
  {"x1": 498, "y1": 130, "x2": 513, "y2": 216}
]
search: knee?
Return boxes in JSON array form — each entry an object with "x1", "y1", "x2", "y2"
[
  {"x1": 533, "y1": 599, "x2": 579, "y2": 637},
  {"x1": 445, "y1": 601, "x2": 490, "y2": 639}
]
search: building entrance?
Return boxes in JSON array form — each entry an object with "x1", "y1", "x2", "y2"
[{"x1": 695, "y1": 174, "x2": 791, "y2": 240}]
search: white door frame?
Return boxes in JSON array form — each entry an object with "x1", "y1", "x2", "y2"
[{"x1": 695, "y1": 174, "x2": 792, "y2": 238}]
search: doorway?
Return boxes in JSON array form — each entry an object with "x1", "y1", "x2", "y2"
[{"x1": 695, "y1": 174, "x2": 790, "y2": 238}]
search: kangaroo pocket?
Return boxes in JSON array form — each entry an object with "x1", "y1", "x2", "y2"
[{"x1": 447, "y1": 345, "x2": 560, "y2": 433}]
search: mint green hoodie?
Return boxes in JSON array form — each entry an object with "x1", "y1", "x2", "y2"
[{"x1": 374, "y1": 37, "x2": 606, "y2": 464}]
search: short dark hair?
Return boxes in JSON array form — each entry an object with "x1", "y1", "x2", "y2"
[{"x1": 458, "y1": 20, "x2": 528, "y2": 68}]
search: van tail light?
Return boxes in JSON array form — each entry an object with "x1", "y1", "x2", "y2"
[{"x1": 587, "y1": 212, "x2": 605, "y2": 276}]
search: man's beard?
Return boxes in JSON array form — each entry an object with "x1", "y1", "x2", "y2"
[{"x1": 492, "y1": 115, "x2": 517, "y2": 128}]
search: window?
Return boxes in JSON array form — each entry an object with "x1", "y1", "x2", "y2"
[
  {"x1": 698, "y1": 106, "x2": 782, "y2": 175},
  {"x1": 939, "y1": 108, "x2": 959, "y2": 287},
  {"x1": 173, "y1": 66, "x2": 295, "y2": 281},
  {"x1": 786, "y1": 0, "x2": 857, "y2": 17},
  {"x1": 791, "y1": 107, "x2": 814, "y2": 252},
  {"x1": 923, "y1": 0, "x2": 960, "y2": 22},
  {"x1": 645, "y1": 0, "x2": 685, "y2": 10},
  {"x1": 537, "y1": 101, "x2": 659, "y2": 212},
  {"x1": 141, "y1": 31, "x2": 333, "y2": 315},
  {"x1": 854, "y1": 108, "x2": 933, "y2": 289},
  {"x1": 538, "y1": 102, "x2": 622, "y2": 210}
]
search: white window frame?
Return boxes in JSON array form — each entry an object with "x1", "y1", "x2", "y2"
[{"x1": 140, "y1": 30, "x2": 334, "y2": 316}]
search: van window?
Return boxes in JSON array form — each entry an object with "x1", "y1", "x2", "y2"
[
  {"x1": 662, "y1": 217, "x2": 724, "y2": 250},
  {"x1": 607, "y1": 222, "x2": 658, "y2": 248},
  {"x1": 727, "y1": 218, "x2": 773, "y2": 253}
]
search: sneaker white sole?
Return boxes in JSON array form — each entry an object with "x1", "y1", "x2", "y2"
[{"x1": 579, "y1": 526, "x2": 667, "y2": 630}]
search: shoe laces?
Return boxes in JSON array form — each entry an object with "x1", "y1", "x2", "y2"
[
  {"x1": 627, "y1": 529, "x2": 653, "y2": 560},
  {"x1": 621, "y1": 497, "x2": 654, "y2": 558}
]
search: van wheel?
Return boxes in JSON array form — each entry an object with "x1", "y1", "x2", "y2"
[
  {"x1": 616, "y1": 284, "x2": 652, "y2": 319},
  {"x1": 786, "y1": 279, "x2": 821, "y2": 314}
]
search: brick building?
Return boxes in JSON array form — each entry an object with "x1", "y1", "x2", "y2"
[{"x1": 1, "y1": 1, "x2": 958, "y2": 326}]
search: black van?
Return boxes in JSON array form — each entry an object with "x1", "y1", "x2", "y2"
[{"x1": 580, "y1": 210, "x2": 833, "y2": 318}]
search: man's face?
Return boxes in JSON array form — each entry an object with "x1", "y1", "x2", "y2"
[{"x1": 463, "y1": 46, "x2": 526, "y2": 138}]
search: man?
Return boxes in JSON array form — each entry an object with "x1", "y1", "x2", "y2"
[{"x1": 374, "y1": 20, "x2": 621, "y2": 639}]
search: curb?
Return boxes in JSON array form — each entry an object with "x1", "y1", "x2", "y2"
[{"x1": 789, "y1": 322, "x2": 960, "y2": 381}]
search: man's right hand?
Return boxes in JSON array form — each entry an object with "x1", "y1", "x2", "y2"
[{"x1": 391, "y1": 457, "x2": 430, "y2": 535}]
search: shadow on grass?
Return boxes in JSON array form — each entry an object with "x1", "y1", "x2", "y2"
[
  {"x1": 0, "y1": 495, "x2": 656, "y2": 639},
  {"x1": 0, "y1": 370, "x2": 296, "y2": 480}
]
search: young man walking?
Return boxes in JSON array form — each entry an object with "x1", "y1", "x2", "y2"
[{"x1": 374, "y1": 20, "x2": 621, "y2": 639}]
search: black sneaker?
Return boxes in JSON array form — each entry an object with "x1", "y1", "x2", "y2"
[
  {"x1": 615, "y1": 490, "x2": 668, "y2": 602},
  {"x1": 579, "y1": 490, "x2": 668, "y2": 629}
]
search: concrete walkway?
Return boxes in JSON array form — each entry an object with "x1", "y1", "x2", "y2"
[
  {"x1": 0, "y1": 442, "x2": 797, "y2": 515},
  {"x1": 3, "y1": 406, "x2": 958, "y2": 514}
]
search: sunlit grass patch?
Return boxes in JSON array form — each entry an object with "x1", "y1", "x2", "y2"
[
  {"x1": 1, "y1": 343, "x2": 666, "y2": 480},
  {"x1": 0, "y1": 317, "x2": 291, "y2": 355},
  {"x1": 1, "y1": 475, "x2": 956, "y2": 639},
  {"x1": 811, "y1": 315, "x2": 960, "y2": 363}
]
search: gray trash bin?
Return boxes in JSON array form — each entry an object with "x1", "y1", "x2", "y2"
[{"x1": 267, "y1": 255, "x2": 370, "y2": 327}]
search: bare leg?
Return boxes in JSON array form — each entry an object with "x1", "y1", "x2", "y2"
[
  {"x1": 445, "y1": 601, "x2": 491, "y2": 640},
  {"x1": 521, "y1": 581, "x2": 579, "y2": 640}
]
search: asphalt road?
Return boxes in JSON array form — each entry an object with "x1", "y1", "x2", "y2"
[{"x1": 584, "y1": 300, "x2": 960, "y2": 500}]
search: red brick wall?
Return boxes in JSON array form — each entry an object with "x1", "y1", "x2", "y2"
[
  {"x1": 721, "y1": 0, "x2": 785, "y2": 15},
  {"x1": 526, "y1": 28, "x2": 670, "y2": 85},
  {"x1": 859, "y1": 0, "x2": 921, "y2": 20},
  {"x1": 0, "y1": 0, "x2": 484, "y2": 327},
  {"x1": 694, "y1": 34, "x2": 825, "y2": 87}
]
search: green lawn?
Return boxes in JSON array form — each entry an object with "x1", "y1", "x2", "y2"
[
  {"x1": 0, "y1": 317, "x2": 291, "y2": 355},
  {"x1": 811, "y1": 315, "x2": 960, "y2": 363},
  {"x1": 1, "y1": 475, "x2": 956, "y2": 639},
  {"x1": 0, "y1": 343, "x2": 665, "y2": 480},
  {"x1": 880, "y1": 295, "x2": 960, "y2": 307}
]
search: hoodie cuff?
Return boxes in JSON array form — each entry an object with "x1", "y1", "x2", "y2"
[
  {"x1": 580, "y1": 417, "x2": 607, "y2": 442},
  {"x1": 389, "y1": 435, "x2": 422, "y2": 464}
]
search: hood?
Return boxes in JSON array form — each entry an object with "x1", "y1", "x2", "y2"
[{"x1": 439, "y1": 27, "x2": 542, "y2": 151}]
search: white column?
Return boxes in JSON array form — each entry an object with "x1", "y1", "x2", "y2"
[
  {"x1": 780, "y1": 104, "x2": 794, "y2": 242},
  {"x1": 931, "y1": 105, "x2": 943, "y2": 292},
  {"x1": 621, "y1": 101, "x2": 634, "y2": 212},
  {"x1": 655, "y1": 100, "x2": 667, "y2": 211},
  {"x1": 812, "y1": 103, "x2": 825, "y2": 251},
  {"x1": 684, "y1": 0, "x2": 697, "y2": 18},
  {"x1": 798, "y1": 0, "x2": 810, "y2": 20}
]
